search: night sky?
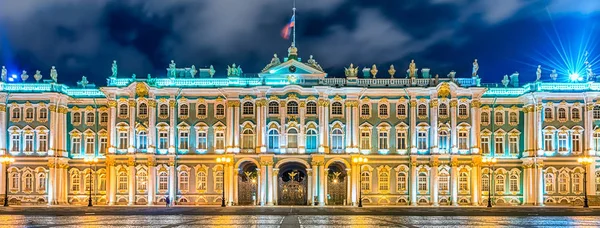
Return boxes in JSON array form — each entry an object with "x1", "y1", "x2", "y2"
[{"x1": 0, "y1": 0, "x2": 599, "y2": 86}]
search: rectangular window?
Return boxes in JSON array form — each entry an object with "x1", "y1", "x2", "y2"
[
  {"x1": 439, "y1": 175, "x2": 449, "y2": 191},
  {"x1": 417, "y1": 132, "x2": 427, "y2": 150},
  {"x1": 215, "y1": 132, "x2": 225, "y2": 150},
  {"x1": 24, "y1": 134, "x2": 34, "y2": 153},
  {"x1": 72, "y1": 137, "x2": 81, "y2": 154},
  {"x1": 197, "y1": 132, "x2": 207, "y2": 150},
  {"x1": 482, "y1": 175, "x2": 489, "y2": 192},
  {"x1": 494, "y1": 136, "x2": 504, "y2": 155},
  {"x1": 38, "y1": 135, "x2": 48, "y2": 152},
  {"x1": 558, "y1": 134, "x2": 568, "y2": 152},
  {"x1": 99, "y1": 137, "x2": 108, "y2": 155},
  {"x1": 159, "y1": 174, "x2": 168, "y2": 191},
  {"x1": 85, "y1": 137, "x2": 95, "y2": 154},
  {"x1": 418, "y1": 174, "x2": 428, "y2": 191},
  {"x1": 572, "y1": 134, "x2": 581, "y2": 153},
  {"x1": 118, "y1": 132, "x2": 128, "y2": 150},
  {"x1": 495, "y1": 176, "x2": 505, "y2": 192},
  {"x1": 509, "y1": 136, "x2": 518, "y2": 155},
  {"x1": 544, "y1": 134, "x2": 553, "y2": 151},
  {"x1": 397, "y1": 174, "x2": 407, "y2": 192},
  {"x1": 159, "y1": 132, "x2": 168, "y2": 150},
  {"x1": 138, "y1": 133, "x2": 147, "y2": 150},
  {"x1": 397, "y1": 132, "x2": 407, "y2": 150},
  {"x1": 459, "y1": 174, "x2": 469, "y2": 191},
  {"x1": 215, "y1": 171, "x2": 224, "y2": 192},
  {"x1": 360, "y1": 131, "x2": 370, "y2": 150},
  {"x1": 179, "y1": 131, "x2": 189, "y2": 150},
  {"x1": 458, "y1": 132, "x2": 468, "y2": 150},
  {"x1": 378, "y1": 131, "x2": 388, "y2": 150}
]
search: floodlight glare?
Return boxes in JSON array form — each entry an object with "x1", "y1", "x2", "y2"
[{"x1": 569, "y1": 73, "x2": 581, "y2": 81}]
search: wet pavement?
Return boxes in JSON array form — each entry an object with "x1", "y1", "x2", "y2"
[{"x1": 0, "y1": 206, "x2": 599, "y2": 227}]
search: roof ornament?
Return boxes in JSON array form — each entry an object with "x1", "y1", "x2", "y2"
[
  {"x1": 370, "y1": 64, "x2": 378, "y2": 78},
  {"x1": 585, "y1": 51, "x2": 594, "y2": 81},
  {"x1": 307, "y1": 55, "x2": 323, "y2": 72},
  {"x1": 34, "y1": 70, "x2": 42, "y2": 83},
  {"x1": 111, "y1": 60, "x2": 118, "y2": 77},
  {"x1": 388, "y1": 65, "x2": 396, "y2": 78},
  {"x1": 78, "y1": 76, "x2": 89, "y2": 88},
  {"x1": 261, "y1": 54, "x2": 281, "y2": 73},
  {"x1": 50, "y1": 66, "x2": 58, "y2": 83},
  {"x1": 209, "y1": 65, "x2": 215, "y2": 77},
  {"x1": 20, "y1": 70, "x2": 29, "y2": 82},
  {"x1": 550, "y1": 69, "x2": 558, "y2": 81},
  {"x1": 472, "y1": 59, "x2": 479, "y2": 77},
  {"x1": 536, "y1": 65, "x2": 542, "y2": 82},
  {"x1": 227, "y1": 64, "x2": 242, "y2": 77},
  {"x1": 1, "y1": 66, "x2": 6, "y2": 82},
  {"x1": 344, "y1": 63, "x2": 358, "y2": 78},
  {"x1": 190, "y1": 65, "x2": 198, "y2": 78},
  {"x1": 169, "y1": 60, "x2": 177, "y2": 78},
  {"x1": 408, "y1": 60, "x2": 416, "y2": 78},
  {"x1": 502, "y1": 74, "x2": 510, "y2": 87},
  {"x1": 447, "y1": 70, "x2": 456, "y2": 79}
]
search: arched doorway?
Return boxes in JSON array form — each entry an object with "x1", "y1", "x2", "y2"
[
  {"x1": 327, "y1": 162, "x2": 348, "y2": 205},
  {"x1": 278, "y1": 162, "x2": 308, "y2": 205},
  {"x1": 237, "y1": 162, "x2": 258, "y2": 205}
]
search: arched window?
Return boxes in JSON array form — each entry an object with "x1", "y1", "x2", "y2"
[
  {"x1": 545, "y1": 173, "x2": 555, "y2": 193},
  {"x1": 438, "y1": 172, "x2": 450, "y2": 192},
  {"x1": 495, "y1": 112, "x2": 504, "y2": 124},
  {"x1": 544, "y1": 108, "x2": 553, "y2": 120},
  {"x1": 39, "y1": 108, "x2": 48, "y2": 121},
  {"x1": 242, "y1": 102, "x2": 254, "y2": 115},
  {"x1": 306, "y1": 129, "x2": 318, "y2": 151},
  {"x1": 397, "y1": 104, "x2": 406, "y2": 116},
  {"x1": 438, "y1": 130, "x2": 449, "y2": 152},
  {"x1": 268, "y1": 129, "x2": 279, "y2": 150},
  {"x1": 268, "y1": 101, "x2": 279, "y2": 115},
  {"x1": 458, "y1": 104, "x2": 468, "y2": 116},
  {"x1": 215, "y1": 170, "x2": 224, "y2": 192},
  {"x1": 331, "y1": 102, "x2": 343, "y2": 115},
  {"x1": 25, "y1": 108, "x2": 34, "y2": 120},
  {"x1": 216, "y1": 104, "x2": 225, "y2": 116},
  {"x1": 138, "y1": 103, "x2": 148, "y2": 116},
  {"x1": 137, "y1": 170, "x2": 148, "y2": 192},
  {"x1": 197, "y1": 104, "x2": 207, "y2": 116},
  {"x1": 158, "y1": 172, "x2": 168, "y2": 192},
  {"x1": 572, "y1": 108, "x2": 580, "y2": 120},
  {"x1": 495, "y1": 174, "x2": 505, "y2": 192},
  {"x1": 179, "y1": 104, "x2": 189, "y2": 116},
  {"x1": 179, "y1": 171, "x2": 189, "y2": 192},
  {"x1": 287, "y1": 128, "x2": 298, "y2": 148},
  {"x1": 481, "y1": 112, "x2": 490, "y2": 124},
  {"x1": 287, "y1": 101, "x2": 298, "y2": 115},
  {"x1": 73, "y1": 112, "x2": 81, "y2": 124},
  {"x1": 119, "y1": 104, "x2": 128, "y2": 116},
  {"x1": 11, "y1": 108, "x2": 20, "y2": 120},
  {"x1": 23, "y1": 173, "x2": 33, "y2": 192},
  {"x1": 509, "y1": 174, "x2": 519, "y2": 192},
  {"x1": 573, "y1": 173, "x2": 583, "y2": 193},
  {"x1": 558, "y1": 108, "x2": 566, "y2": 120},
  {"x1": 197, "y1": 171, "x2": 208, "y2": 191},
  {"x1": 86, "y1": 112, "x2": 95, "y2": 124},
  {"x1": 459, "y1": 172, "x2": 469, "y2": 191},
  {"x1": 118, "y1": 171, "x2": 128, "y2": 191},
  {"x1": 10, "y1": 173, "x2": 19, "y2": 192},
  {"x1": 99, "y1": 174, "x2": 106, "y2": 191},
  {"x1": 306, "y1": 101, "x2": 317, "y2": 115},
  {"x1": 361, "y1": 171, "x2": 371, "y2": 192},
  {"x1": 418, "y1": 104, "x2": 427, "y2": 116},
  {"x1": 159, "y1": 104, "x2": 169, "y2": 117},
  {"x1": 241, "y1": 128, "x2": 255, "y2": 150},
  {"x1": 84, "y1": 173, "x2": 94, "y2": 192},
  {"x1": 558, "y1": 172, "x2": 569, "y2": 193},
  {"x1": 378, "y1": 171, "x2": 389, "y2": 191},
  {"x1": 361, "y1": 104, "x2": 370, "y2": 116},
  {"x1": 397, "y1": 172, "x2": 407, "y2": 192},
  {"x1": 331, "y1": 128, "x2": 344, "y2": 152},
  {"x1": 100, "y1": 113, "x2": 108, "y2": 124},
  {"x1": 482, "y1": 173, "x2": 490, "y2": 192},
  {"x1": 509, "y1": 112, "x2": 518, "y2": 125},
  {"x1": 37, "y1": 173, "x2": 47, "y2": 192},
  {"x1": 438, "y1": 103, "x2": 448, "y2": 116},
  {"x1": 379, "y1": 104, "x2": 388, "y2": 116},
  {"x1": 418, "y1": 172, "x2": 428, "y2": 191},
  {"x1": 137, "y1": 131, "x2": 147, "y2": 149},
  {"x1": 71, "y1": 172, "x2": 80, "y2": 192}
]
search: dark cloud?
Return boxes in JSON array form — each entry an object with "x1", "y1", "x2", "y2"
[{"x1": 0, "y1": 0, "x2": 598, "y2": 85}]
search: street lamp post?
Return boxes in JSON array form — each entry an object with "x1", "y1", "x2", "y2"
[
  {"x1": 216, "y1": 156, "x2": 232, "y2": 207},
  {"x1": 1, "y1": 156, "x2": 15, "y2": 207},
  {"x1": 352, "y1": 156, "x2": 368, "y2": 207},
  {"x1": 578, "y1": 156, "x2": 593, "y2": 208},
  {"x1": 482, "y1": 157, "x2": 497, "y2": 208},
  {"x1": 84, "y1": 157, "x2": 99, "y2": 207}
]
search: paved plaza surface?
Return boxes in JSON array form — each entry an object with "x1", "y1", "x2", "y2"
[{"x1": 0, "y1": 206, "x2": 600, "y2": 227}]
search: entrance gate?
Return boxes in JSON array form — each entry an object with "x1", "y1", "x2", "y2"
[
  {"x1": 238, "y1": 173, "x2": 257, "y2": 205},
  {"x1": 327, "y1": 175, "x2": 346, "y2": 205},
  {"x1": 278, "y1": 170, "x2": 307, "y2": 205}
]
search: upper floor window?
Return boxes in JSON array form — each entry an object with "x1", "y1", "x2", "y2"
[
  {"x1": 268, "y1": 101, "x2": 279, "y2": 115},
  {"x1": 544, "y1": 107, "x2": 553, "y2": 120},
  {"x1": 509, "y1": 112, "x2": 518, "y2": 125},
  {"x1": 86, "y1": 112, "x2": 95, "y2": 125},
  {"x1": 25, "y1": 108, "x2": 34, "y2": 120},
  {"x1": 39, "y1": 108, "x2": 48, "y2": 121},
  {"x1": 495, "y1": 112, "x2": 504, "y2": 125},
  {"x1": 72, "y1": 112, "x2": 81, "y2": 124},
  {"x1": 594, "y1": 106, "x2": 600, "y2": 119},
  {"x1": 417, "y1": 104, "x2": 427, "y2": 116},
  {"x1": 138, "y1": 103, "x2": 148, "y2": 116},
  {"x1": 557, "y1": 108, "x2": 566, "y2": 121},
  {"x1": 361, "y1": 104, "x2": 370, "y2": 116},
  {"x1": 216, "y1": 104, "x2": 225, "y2": 116},
  {"x1": 11, "y1": 108, "x2": 21, "y2": 120},
  {"x1": 242, "y1": 102, "x2": 254, "y2": 115},
  {"x1": 438, "y1": 103, "x2": 448, "y2": 116},
  {"x1": 119, "y1": 104, "x2": 128, "y2": 117},
  {"x1": 331, "y1": 102, "x2": 343, "y2": 115},
  {"x1": 572, "y1": 108, "x2": 580, "y2": 120},
  {"x1": 306, "y1": 101, "x2": 317, "y2": 115},
  {"x1": 397, "y1": 104, "x2": 406, "y2": 116},
  {"x1": 197, "y1": 104, "x2": 207, "y2": 116},
  {"x1": 379, "y1": 104, "x2": 388, "y2": 116},
  {"x1": 481, "y1": 112, "x2": 490, "y2": 125},
  {"x1": 179, "y1": 104, "x2": 189, "y2": 116},
  {"x1": 287, "y1": 101, "x2": 298, "y2": 115},
  {"x1": 100, "y1": 113, "x2": 109, "y2": 124},
  {"x1": 458, "y1": 104, "x2": 468, "y2": 117},
  {"x1": 159, "y1": 104, "x2": 169, "y2": 117}
]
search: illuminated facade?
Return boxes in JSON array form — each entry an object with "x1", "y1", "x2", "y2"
[{"x1": 0, "y1": 46, "x2": 598, "y2": 206}]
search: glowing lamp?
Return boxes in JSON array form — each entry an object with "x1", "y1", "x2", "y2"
[{"x1": 569, "y1": 73, "x2": 582, "y2": 81}]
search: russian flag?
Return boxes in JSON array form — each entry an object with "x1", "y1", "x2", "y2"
[{"x1": 281, "y1": 15, "x2": 295, "y2": 39}]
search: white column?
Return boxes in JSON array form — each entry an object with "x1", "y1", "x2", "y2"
[
  {"x1": 430, "y1": 100, "x2": 439, "y2": 154},
  {"x1": 0, "y1": 104, "x2": 6, "y2": 154},
  {"x1": 536, "y1": 163, "x2": 544, "y2": 205},
  {"x1": 260, "y1": 165, "x2": 266, "y2": 205},
  {"x1": 346, "y1": 168, "x2": 352, "y2": 205},
  {"x1": 312, "y1": 163, "x2": 318, "y2": 205},
  {"x1": 129, "y1": 100, "x2": 136, "y2": 153},
  {"x1": 61, "y1": 165, "x2": 68, "y2": 204},
  {"x1": 47, "y1": 162, "x2": 55, "y2": 205},
  {"x1": 299, "y1": 102, "x2": 306, "y2": 153},
  {"x1": 323, "y1": 102, "x2": 330, "y2": 153},
  {"x1": 471, "y1": 161, "x2": 479, "y2": 206},
  {"x1": 318, "y1": 100, "x2": 325, "y2": 153},
  {"x1": 128, "y1": 161, "x2": 135, "y2": 205},
  {"x1": 147, "y1": 163, "x2": 155, "y2": 205},
  {"x1": 523, "y1": 107, "x2": 529, "y2": 155},
  {"x1": 345, "y1": 103, "x2": 352, "y2": 152},
  {"x1": 256, "y1": 167, "x2": 262, "y2": 205},
  {"x1": 522, "y1": 163, "x2": 529, "y2": 205},
  {"x1": 450, "y1": 99, "x2": 458, "y2": 153},
  {"x1": 267, "y1": 164, "x2": 274, "y2": 205},
  {"x1": 279, "y1": 103, "x2": 286, "y2": 152},
  {"x1": 228, "y1": 164, "x2": 234, "y2": 205},
  {"x1": 148, "y1": 101, "x2": 157, "y2": 154},
  {"x1": 261, "y1": 102, "x2": 268, "y2": 152},
  {"x1": 109, "y1": 101, "x2": 117, "y2": 152},
  {"x1": 109, "y1": 160, "x2": 116, "y2": 205},
  {"x1": 272, "y1": 169, "x2": 279, "y2": 205},
  {"x1": 536, "y1": 104, "x2": 543, "y2": 155},
  {"x1": 586, "y1": 103, "x2": 594, "y2": 154},
  {"x1": 471, "y1": 101, "x2": 480, "y2": 154},
  {"x1": 351, "y1": 165, "x2": 357, "y2": 205},
  {"x1": 318, "y1": 165, "x2": 326, "y2": 205},
  {"x1": 450, "y1": 162, "x2": 458, "y2": 206},
  {"x1": 256, "y1": 100, "x2": 263, "y2": 152},
  {"x1": 169, "y1": 100, "x2": 176, "y2": 154},
  {"x1": 307, "y1": 169, "x2": 313, "y2": 205},
  {"x1": 233, "y1": 104, "x2": 240, "y2": 152},
  {"x1": 168, "y1": 162, "x2": 176, "y2": 205},
  {"x1": 431, "y1": 162, "x2": 439, "y2": 206},
  {"x1": 226, "y1": 101, "x2": 234, "y2": 152},
  {"x1": 352, "y1": 104, "x2": 359, "y2": 151},
  {"x1": 410, "y1": 100, "x2": 417, "y2": 154},
  {"x1": 588, "y1": 161, "x2": 597, "y2": 196},
  {"x1": 410, "y1": 162, "x2": 417, "y2": 205}
]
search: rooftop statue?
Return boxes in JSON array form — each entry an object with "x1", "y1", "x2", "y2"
[
  {"x1": 370, "y1": 64, "x2": 378, "y2": 78},
  {"x1": 1, "y1": 66, "x2": 6, "y2": 82},
  {"x1": 448, "y1": 70, "x2": 456, "y2": 79},
  {"x1": 262, "y1": 54, "x2": 281, "y2": 73},
  {"x1": 472, "y1": 59, "x2": 479, "y2": 77},
  {"x1": 344, "y1": 63, "x2": 358, "y2": 77},
  {"x1": 536, "y1": 65, "x2": 542, "y2": 81},
  {"x1": 408, "y1": 60, "x2": 416, "y2": 78},
  {"x1": 111, "y1": 60, "x2": 118, "y2": 77},
  {"x1": 209, "y1": 65, "x2": 215, "y2": 77},
  {"x1": 50, "y1": 66, "x2": 58, "y2": 83},
  {"x1": 34, "y1": 70, "x2": 42, "y2": 83},
  {"x1": 191, "y1": 65, "x2": 198, "y2": 78},
  {"x1": 227, "y1": 64, "x2": 243, "y2": 77},
  {"x1": 502, "y1": 74, "x2": 510, "y2": 87},
  {"x1": 388, "y1": 65, "x2": 396, "y2": 78},
  {"x1": 21, "y1": 70, "x2": 29, "y2": 81},
  {"x1": 169, "y1": 60, "x2": 177, "y2": 78},
  {"x1": 307, "y1": 55, "x2": 323, "y2": 72},
  {"x1": 550, "y1": 69, "x2": 557, "y2": 81},
  {"x1": 79, "y1": 76, "x2": 89, "y2": 87}
]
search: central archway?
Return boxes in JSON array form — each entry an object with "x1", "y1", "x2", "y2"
[{"x1": 277, "y1": 162, "x2": 308, "y2": 205}]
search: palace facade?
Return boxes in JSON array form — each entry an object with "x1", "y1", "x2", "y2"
[{"x1": 0, "y1": 46, "x2": 598, "y2": 206}]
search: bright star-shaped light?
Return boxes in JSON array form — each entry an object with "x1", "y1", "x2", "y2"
[{"x1": 569, "y1": 72, "x2": 581, "y2": 81}]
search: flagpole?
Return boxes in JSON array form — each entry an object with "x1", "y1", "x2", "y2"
[{"x1": 292, "y1": 0, "x2": 296, "y2": 47}]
